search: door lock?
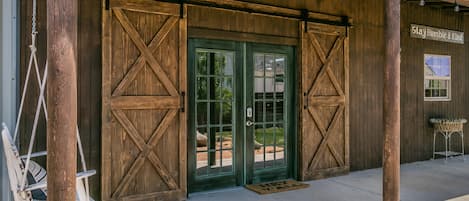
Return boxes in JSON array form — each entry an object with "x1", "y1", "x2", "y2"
[{"x1": 246, "y1": 107, "x2": 253, "y2": 118}]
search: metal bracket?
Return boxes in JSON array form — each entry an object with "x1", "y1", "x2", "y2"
[
  {"x1": 180, "y1": 91, "x2": 186, "y2": 112},
  {"x1": 301, "y1": 9, "x2": 308, "y2": 33},
  {"x1": 303, "y1": 92, "x2": 308, "y2": 109},
  {"x1": 179, "y1": 0, "x2": 185, "y2": 18},
  {"x1": 342, "y1": 16, "x2": 350, "y2": 37}
]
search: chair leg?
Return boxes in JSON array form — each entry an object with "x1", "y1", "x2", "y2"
[
  {"x1": 461, "y1": 131, "x2": 465, "y2": 161},
  {"x1": 449, "y1": 133, "x2": 453, "y2": 158},
  {"x1": 445, "y1": 133, "x2": 449, "y2": 161},
  {"x1": 433, "y1": 132, "x2": 436, "y2": 160}
]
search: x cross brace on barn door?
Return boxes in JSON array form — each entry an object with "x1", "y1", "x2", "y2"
[
  {"x1": 111, "y1": 110, "x2": 179, "y2": 198},
  {"x1": 305, "y1": 33, "x2": 346, "y2": 170},
  {"x1": 108, "y1": 9, "x2": 182, "y2": 198},
  {"x1": 112, "y1": 9, "x2": 179, "y2": 97}
]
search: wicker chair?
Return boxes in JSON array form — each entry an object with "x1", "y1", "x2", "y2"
[{"x1": 430, "y1": 118, "x2": 466, "y2": 160}]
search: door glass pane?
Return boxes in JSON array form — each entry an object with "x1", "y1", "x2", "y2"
[
  {"x1": 265, "y1": 55, "x2": 275, "y2": 77},
  {"x1": 275, "y1": 55, "x2": 285, "y2": 93},
  {"x1": 197, "y1": 52, "x2": 208, "y2": 75},
  {"x1": 275, "y1": 123, "x2": 286, "y2": 166},
  {"x1": 266, "y1": 101, "x2": 274, "y2": 122},
  {"x1": 254, "y1": 124, "x2": 265, "y2": 169},
  {"x1": 254, "y1": 101, "x2": 264, "y2": 122},
  {"x1": 255, "y1": 53, "x2": 265, "y2": 76},
  {"x1": 222, "y1": 102, "x2": 233, "y2": 125},
  {"x1": 196, "y1": 77, "x2": 207, "y2": 100},
  {"x1": 253, "y1": 53, "x2": 288, "y2": 171},
  {"x1": 196, "y1": 102, "x2": 207, "y2": 126},
  {"x1": 195, "y1": 49, "x2": 235, "y2": 177}
]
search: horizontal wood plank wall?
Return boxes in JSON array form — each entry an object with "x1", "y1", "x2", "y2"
[
  {"x1": 187, "y1": 5, "x2": 298, "y2": 44},
  {"x1": 401, "y1": 4, "x2": 468, "y2": 163},
  {"x1": 19, "y1": 0, "x2": 102, "y2": 198}
]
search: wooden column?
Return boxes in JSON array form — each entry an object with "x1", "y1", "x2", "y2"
[
  {"x1": 46, "y1": 0, "x2": 78, "y2": 200},
  {"x1": 383, "y1": 0, "x2": 400, "y2": 201}
]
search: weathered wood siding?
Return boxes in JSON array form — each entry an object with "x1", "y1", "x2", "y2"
[
  {"x1": 17, "y1": 0, "x2": 469, "y2": 199},
  {"x1": 243, "y1": 0, "x2": 469, "y2": 169},
  {"x1": 401, "y1": 3, "x2": 469, "y2": 163},
  {"x1": 236, "y1": 0, "x2": 386, "y2": 171},
  {"x1": 19, "y1": 0, "x2": 102, "y2": 198}
]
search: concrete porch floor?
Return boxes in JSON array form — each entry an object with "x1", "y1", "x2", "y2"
[{"x1": 188, "y1": 156, "x2": 469, "y2": 201}]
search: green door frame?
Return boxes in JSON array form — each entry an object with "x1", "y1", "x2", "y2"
[
  {"x1": 188, "y1": 39, "x2": 244, "y2": 192},
  {"x1": 245, "y1": 43, "x2": 296, "y2": 184},
  {"x1": 188, "y1": 38, "x2": 297, "y2": 192}
]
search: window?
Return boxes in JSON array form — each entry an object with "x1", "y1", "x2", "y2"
[{"x1": 424, "y1": 54, "x2": 451, "y2": 101}]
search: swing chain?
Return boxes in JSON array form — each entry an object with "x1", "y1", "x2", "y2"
[
  {"x1": 30, "y1": 0, "x2": 38, "y2": 53},
  {"x1": 31, "y1": 0, "x2": 37, "y2": 35}
]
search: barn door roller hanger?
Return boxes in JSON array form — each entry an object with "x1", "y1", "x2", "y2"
[{"x1": 104, "y1": 0, "x2": 352, "y2": 28}]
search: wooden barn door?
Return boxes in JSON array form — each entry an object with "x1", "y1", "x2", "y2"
[
  {"x1": 102, "y1": 1, "x2": 187, "y2": 200},
  {"x1": 300, "y1": 22, "x2": 349, "y2": 180}
]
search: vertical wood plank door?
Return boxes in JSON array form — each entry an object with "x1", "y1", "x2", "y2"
[
  {"x1": 300, "y1": 22, "x2": 349, "y2": 180},
  {"x1": 102, "y1": 1, "x2": 187, "y2": 200}
]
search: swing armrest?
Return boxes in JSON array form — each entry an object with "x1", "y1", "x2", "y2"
[
  {"x1": 24, "y1": 180, "x2": 47, "y2": 191},
  {"x1": 20, "y1": 151, "x2": 47, "y2": 159},
  {"x1": 77, "y1": 170, "x2": 96, "y2": 179},
  {"x1": 23, "y1": 170, "x2": 96, "y2": 192}
]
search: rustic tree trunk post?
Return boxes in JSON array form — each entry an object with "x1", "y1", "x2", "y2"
[
  {"x1": 383, "y1": 0, "x2": 400, "y2": 201},
  {"x1": 46, "y1": 0, "x2": 78, "y2": 200}
]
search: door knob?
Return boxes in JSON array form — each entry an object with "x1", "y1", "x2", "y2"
[{"x1": 246, "y1": 120, "x2": 254, "y2": 127}]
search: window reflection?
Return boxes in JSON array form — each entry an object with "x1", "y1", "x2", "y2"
[{"x1": 195, "y1": 49, "x2": 235, "y2": 176}]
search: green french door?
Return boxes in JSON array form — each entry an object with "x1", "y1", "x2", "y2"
[
  {"x1": 245, "y1": 43, "x2": 296, "y2": 184},
  {"x1": 188, "y1": 39, "x2": 296, "y2": 192}
]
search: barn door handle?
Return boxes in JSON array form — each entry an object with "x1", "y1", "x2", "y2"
[
  {"x1": 180, "y1": 92, "x2": 185, "y2": 112},
  {"x1": 304, "y1": 92, "x2": 308, "y2": 110}
]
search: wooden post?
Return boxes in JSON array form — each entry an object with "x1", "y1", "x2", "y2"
[
  {"x1": 46, "y1": 0, "x2": 78, "y2": 200},
  {"x1": 383, "y1": 0, "x2": 400, "y2": 201}
]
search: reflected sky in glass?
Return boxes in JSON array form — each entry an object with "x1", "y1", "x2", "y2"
[{"x1": 424, "y1": 55, "x2": 450, "y2": 77}]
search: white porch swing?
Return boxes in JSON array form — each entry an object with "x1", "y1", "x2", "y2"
[{"x1": 1, "y1": 0, "x2": 95, "y2": 200}]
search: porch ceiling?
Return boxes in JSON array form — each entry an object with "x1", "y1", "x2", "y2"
[{"x1": 405, "y1": 0, "x2": 469, "y2": 12}]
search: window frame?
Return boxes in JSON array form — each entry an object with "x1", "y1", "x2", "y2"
[{"x1": 424, "y1": 54, "x2": 451, "y2": 101}]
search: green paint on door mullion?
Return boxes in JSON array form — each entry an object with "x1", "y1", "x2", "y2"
[
  {"x1": 273, "y1": 55, "x2": 278, "y2": 167},
  {"x1": 244, "y1": 43, "x2": 254, "y2": 184},
  {"x1": 262, "y1": 54, "x2": 267, "y2": 169},
  {"x1": 188, "y1": 39, "x2": 240, "y2": 193},
  {"x1": 206, "y1": 53, "x2": 213, "y2": 174},
  {"x1": 285, "y1": 46, "x2": 297, "y2": 180},
  {"x1": 189, "y1": 39, "x2": 297, "y2": 191},
  {"x1": 247, "y1": 43, "x2": 295, "y2": 184}
]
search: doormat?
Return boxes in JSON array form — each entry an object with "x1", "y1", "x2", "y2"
[{"x1": 245, "y1": 180, "x2": 309, "y2": 195}]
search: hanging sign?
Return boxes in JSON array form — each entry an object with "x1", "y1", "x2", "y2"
[{"x1": 410, "y1": 24, "x2": 464, "y2": 44}]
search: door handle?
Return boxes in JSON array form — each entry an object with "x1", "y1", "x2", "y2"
[{"x1": 246, "y1": 120, "x2": 254, "y2": 127}]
